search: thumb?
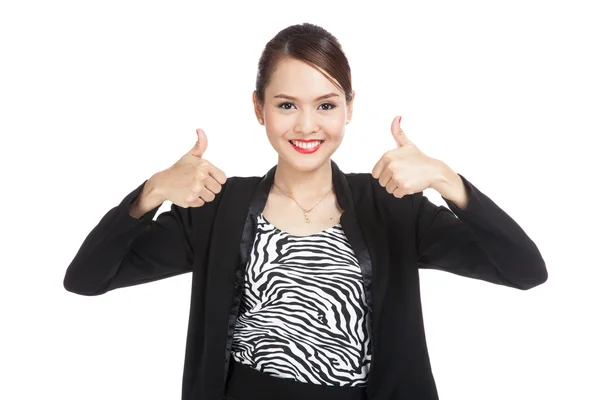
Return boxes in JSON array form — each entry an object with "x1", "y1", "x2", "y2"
[
  {"x1": 391, "y1": 115, "x2": 410, "y2": 147},
  {"x1": 190, "y1": 128, "x2": 208, "y2": 158}
]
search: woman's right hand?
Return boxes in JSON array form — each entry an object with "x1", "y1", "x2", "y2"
[{"x1": 153, "y1": 128, "x2": 227, "y2": 208}]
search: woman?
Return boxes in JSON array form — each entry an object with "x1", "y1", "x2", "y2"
[{"x1": 63, "y1": 23, "x2": 548, "y2": 400}]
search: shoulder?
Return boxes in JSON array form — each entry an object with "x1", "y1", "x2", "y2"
[
  {"x1": 217, "y1": 175, "x2": 263, "y2": 204},
  {"x1": 222, "y1": 175, "x2": 262, "y2": 190}
]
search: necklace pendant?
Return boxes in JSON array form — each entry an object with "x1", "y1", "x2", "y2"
[{"x1": 304, "y1": 212, "x2": 310, "y2": 224}]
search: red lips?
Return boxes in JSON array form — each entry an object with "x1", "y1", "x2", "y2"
[{"x1": 289, "y1": 140, "x2": 323, "y2": 154}]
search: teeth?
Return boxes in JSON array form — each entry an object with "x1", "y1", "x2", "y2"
[{"x1": 292, "y1": 140, "x2": 322, "y2": 149}]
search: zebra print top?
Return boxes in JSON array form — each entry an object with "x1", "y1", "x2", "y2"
[{"x1": 230, "y1": 212, "x2": 372, "y2": 387}]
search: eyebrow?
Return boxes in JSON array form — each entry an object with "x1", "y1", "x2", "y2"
[{"x1": 273, "y1": 92, "x2": 340, "y2": 101}]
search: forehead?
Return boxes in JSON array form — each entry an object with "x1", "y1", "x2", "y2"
[{"x1": 267, "y1": 58, "x2": 342, "y2": 97}]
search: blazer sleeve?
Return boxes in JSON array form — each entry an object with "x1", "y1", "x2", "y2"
[
  {"x1": 63, "y1": 179, "x2": 206, "y2": 296},
  {"x1": 412, "y1": 173, "x2": 548, "y2": 290}
]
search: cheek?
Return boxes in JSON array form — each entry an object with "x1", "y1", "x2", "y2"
[
  {"x1": 266, "y1": 121, "x2": 289, "y2": 138},
  {"x1": 324, "y1": 118, "x2": 346, "y2": 139},
  {"x1": 263, "y1": 110, "x2": 288, "y2": 134}
]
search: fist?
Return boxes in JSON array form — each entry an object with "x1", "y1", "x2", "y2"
[
  {"x1": 157, "y1": 128, "x2": 227, "y2": 208},
  {"x1": 372, "y1": 116, "x2": 441, "y2": 198}
]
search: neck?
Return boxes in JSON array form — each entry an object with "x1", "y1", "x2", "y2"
[{"x1": 273, "y1": 157, "x2": 333, "y2": 202}]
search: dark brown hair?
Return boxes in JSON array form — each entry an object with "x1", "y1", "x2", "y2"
[{"x1": 254, "y1": 23, "x2": 353, "y2": 107}]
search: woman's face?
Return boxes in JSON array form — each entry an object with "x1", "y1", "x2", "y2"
[{"x1": 253, "y1": 58, "x2": 354, "y2": 172}]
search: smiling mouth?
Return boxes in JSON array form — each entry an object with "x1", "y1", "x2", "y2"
[
  {"x1": 288, "y1": 140, "x2": 324, "y2": 148},
  {"x1": 288, "y1": 139, "x2": 324, "y2": 153}
]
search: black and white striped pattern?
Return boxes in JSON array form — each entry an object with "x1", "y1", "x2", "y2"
[{"x1": 230, "y1": 213, "x2": 372, "y2": 387}]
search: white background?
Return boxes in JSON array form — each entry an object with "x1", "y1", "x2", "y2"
[{"x1": 1, "y1": 0, "x2": 598, "y2": 399}]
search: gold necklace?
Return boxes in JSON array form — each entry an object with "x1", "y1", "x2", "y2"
[{"x1": 272, "y1": 182, "x2": 333, "y2": 224}]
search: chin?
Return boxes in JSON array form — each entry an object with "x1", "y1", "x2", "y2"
[
  {"x1": 282, "y1": 153, "x2": 333, "y2": 172},
  {"x1": 291, "y1": 161, "x2": 327, "y2": 173}
]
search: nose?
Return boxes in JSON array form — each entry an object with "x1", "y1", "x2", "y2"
[{"x1": 294, "y1": 109, "x2": 319, "y2": 135}]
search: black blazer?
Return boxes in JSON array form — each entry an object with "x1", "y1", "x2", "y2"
[{"x1": 63, "y1": 159, "x2": 547, "y2": 399}]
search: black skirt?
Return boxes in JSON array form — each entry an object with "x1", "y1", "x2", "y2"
[{"x1": 224, "y1": 360, "x2": 369, "y2": 400}]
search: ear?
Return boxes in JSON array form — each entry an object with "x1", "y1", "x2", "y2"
[
  {"x1": 252, "y1": 91, "x2": 264, "y2": 123},
  {"x1": 346, "y1": 90, "x2": 355, "y2": 122}
]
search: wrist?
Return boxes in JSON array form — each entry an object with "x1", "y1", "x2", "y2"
[
  {"x1": 431, "y1": 161, "x2": 469, "y2": 209},
  {"x1": 146, "y1": 172, "x2": 167, "y2": 204},
  {"x1": 129, "y1": 173, "x2": 166, "y2": 219}
]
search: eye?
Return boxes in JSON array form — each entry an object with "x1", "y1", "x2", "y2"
[
  {"x1": 278, "y1": 102, "x2": 295, "y2": 110},
  {"x1": 276, "y1": 102, "x2": 337, "y2": 110}
]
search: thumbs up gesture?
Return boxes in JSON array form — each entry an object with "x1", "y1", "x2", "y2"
[
  {"x1": 155, "y1": 128, "x2": 227, "y2": 208},
  {"x1": 371, "y1": 116, "x2": 444, "y2": 198}
]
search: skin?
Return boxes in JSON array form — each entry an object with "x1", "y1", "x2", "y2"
[
  {"x1": 252, "y1": 57, "x2": 353, "y2": 205},
  {"x1": 252, "y1": 57, "x2": 469, "y2": 214}
]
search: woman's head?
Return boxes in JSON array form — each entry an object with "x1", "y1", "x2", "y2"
[{"x1": 252, "y1": 23, "x2": 355, "y2": 172}]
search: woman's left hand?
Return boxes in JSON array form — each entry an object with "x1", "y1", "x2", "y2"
[{"x1": 372, "y1": 116, "x2": 444, "y2": 198}]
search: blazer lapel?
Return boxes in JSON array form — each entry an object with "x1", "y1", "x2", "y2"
[
  {"x1": 239, "y1": 165, "x2": 276, "y2": 270},
  {"x1": 331, "y1": 162, "x2": 383, "y2": 336},
  {"x1": 203, "y1": 176, "x2": 263, "y2": 387}
]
